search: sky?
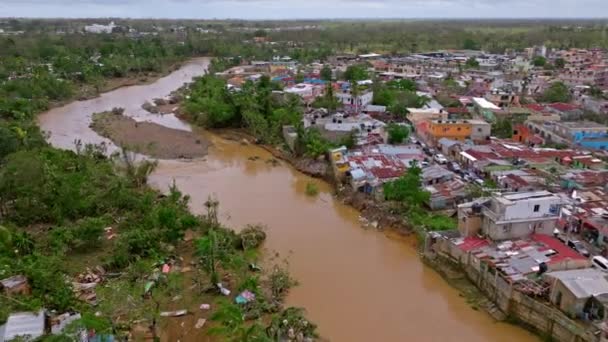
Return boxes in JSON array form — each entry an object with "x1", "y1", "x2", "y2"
[{"x1": 1, "y1": 0, "x2": 607, "y2": 19}]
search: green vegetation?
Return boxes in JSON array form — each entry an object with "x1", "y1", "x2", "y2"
[
  {"x1": 184, "y1": 74, "x2": 302, "y2": 144},
  {"x1": 465, "y1": 57, "x2": 479, "y2": 69},
  {"x1": 372, "y1": 80, "x2": 428, "y2": 116},
  {"x1": 532, "y1": 56, "x2": 547, "y2": 67},
  {"x1": 542, "y1": 81, "x2": 572, "y2": 103},
  {"x1": 386, "y1": 124, "x2": 410, "y2": 144},
  {"x1": 492, "y1": 118, "x2": 514, "y2": 139},
  {"x1": 383, "y1": 162, "x2": 456, "y2": 238},
  {"x1": 195, "y1": 199, "x2": 317, "y2": 342},
  {"x1": 305, "y1": 182, "x2": 319, "y2": 196},
  {"x1": 320, "y1": 65, "x2": 333, "y2": 81},
  {"x1": 343, "y1": 64, "x2": 369, "y2": 81}
]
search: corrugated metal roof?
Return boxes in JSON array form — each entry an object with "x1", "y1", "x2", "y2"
[
  {"x1": 545, "y1": 269, "x2": 608, "y2": 299},
  {"x1": 2, "y1": 310, "x2": 45, "y2": 341}
]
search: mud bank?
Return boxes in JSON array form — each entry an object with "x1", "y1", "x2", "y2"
[{"x1": 90, "y1": 112, "x2": 210, "y2": 159}]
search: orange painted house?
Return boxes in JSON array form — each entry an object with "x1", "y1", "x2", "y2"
[{"x1": 427, "y1": 120, "x2": 472, "y2": 145}]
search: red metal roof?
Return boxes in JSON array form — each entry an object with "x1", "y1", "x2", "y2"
[
  {"x1": 457, "y1": 237, "x2": 489, "y2": 252},
  {"x1": 525, "y1": 104, "x2": 546, "y2": 112},
  {"x1": 547, "y1": 102, "x2": 580, "y2": 112},
  {"x1": 530, "y1": 234, "x2": 586, "y2": 264}
]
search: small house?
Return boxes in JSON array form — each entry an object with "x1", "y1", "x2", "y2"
[{"x1": 544, "y1": 268, "x2": 608, "y2": 318}]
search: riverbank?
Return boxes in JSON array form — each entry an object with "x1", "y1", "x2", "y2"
[
  {"x1": 39, "y1": 58, "x2": 542, "y2": 342},
  {"x1": 90, "y1": 111, "x2": 210, "y2": 159}
]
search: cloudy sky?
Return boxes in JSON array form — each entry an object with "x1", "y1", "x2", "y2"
[{"x1": 1, "y1": 0, "x2": 607, "y2": 19}]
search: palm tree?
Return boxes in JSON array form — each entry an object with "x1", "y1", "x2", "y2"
[{"x1": 350, "y1": 80, "x2": 360, "y2": 114}]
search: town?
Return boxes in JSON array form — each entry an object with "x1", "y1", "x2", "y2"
[
  {"x1": 204, "y1": 44, "x2": 608, "y2": 341},
  {"x1": 2, "y1": 16, "x2": 608, "y2": 342}
]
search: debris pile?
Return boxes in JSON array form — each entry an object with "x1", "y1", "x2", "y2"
[{"x1": 72, "y1": 266, "x2": 106, "y2": 305}]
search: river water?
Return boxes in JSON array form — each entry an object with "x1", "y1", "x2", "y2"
[{"x1": 38, "y1": 58, "x2": 539, "y2": 342}]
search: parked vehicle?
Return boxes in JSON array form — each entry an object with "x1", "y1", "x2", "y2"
[
  {"x1": 409, "y1": 137, "x2": 418, "y2": 144},
  {"x1": 474, "y1": 178, "x2": 485, "y2": 186},
  {"x1": 448, "y1": 162, "x2": 461, "y2": 172},
  {"x1": 592, "y1": 256, "x2": 608, "y2": 271},
  {"x1": 420, "y1": 161, "x2": 430, "y2": 168},
  {"x1": 434, "y1": 153, "x2": 448, "y2": 164},
  {"x1": 567, "y1": 239, "x2": 591, "y2": 257}
]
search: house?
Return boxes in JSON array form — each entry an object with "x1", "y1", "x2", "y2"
[
  {"x1": 428, "y1": 230, "x2": 588, "y2": 283},
  {"x1": 552, "y1": 121, "x2": 608, "y2": 150},
  {"x1": 335, "y1": 84, "x2": 374, "y2": 113},
  {"x1": 468, "y1": 119, "x2": 492, "y2": 142},
  {"x1": 544, "y1": 268, "x2": 608, "y2": 318},
  {"x1": 0, "y1": 310, "x2": 45, "y2": 341},
  {"x1": 472, "y1": 97, "x2": 501, "y2": 121},
  {"x1": 422, "y1": 165, "x2": 455, "y2": 185},
  {"x1": 0, "y1": 275, "x2": 30, "y2": 296},
  {"x1": 425, "y1": 119, "x2": 472, "y2": 146},
  {"x1": 437, "y1": 138, "x2": 463, "y2": 159},
  {"x1": 84, "y1": 22, "x2": 116, "y2": 34},
  {"x1": 425, "y1": 179, "x2": 468, "y2": 210},
  {"x1": 458, "y1": 191, "x2": 562, "y2": 240}
]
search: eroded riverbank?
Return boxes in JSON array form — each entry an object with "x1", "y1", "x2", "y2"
[{"x1": 38, "y1": 57, "x2": 539, "y2": 341}]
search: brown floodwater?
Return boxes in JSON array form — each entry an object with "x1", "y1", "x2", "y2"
[{"x1": 38, "y1": 58, "x2": 539, "y2": 342}]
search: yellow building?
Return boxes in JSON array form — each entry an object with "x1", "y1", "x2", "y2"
[{"x1": 427, "y1": 120, "x2": 472, "y2": 144}]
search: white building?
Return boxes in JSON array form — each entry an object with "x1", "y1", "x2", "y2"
[
  {"x1": 336, "y1": 89, "x2": 374, "y2": 112},
  {"x1": 458, "y1": 191, "x2": 562, "y2": 241},
  {"x1": 84, "y1": 22, "x2": 116, "y2": 34},
  {"x1": 285, "y1": 84, "x2": 314, "y2": 98}
]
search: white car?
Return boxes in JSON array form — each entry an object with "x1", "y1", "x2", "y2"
[
  {"x1": 592, "y1": 256, "x2": 608, "y2": 272},
  {"x1": 433, "y1": 154, "x2": 448, "y2": 164}
]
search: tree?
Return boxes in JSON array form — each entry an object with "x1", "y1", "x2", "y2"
[
  {"x1": 387, "y1": 79, "x2": 416, "y2": 91},
  {"x1": 463, "y1": 38, "x2": 479, "y2": 50},
  {"x1": 542, "y1": 82, "x2": 572, "y2": 103},
  {"x1": 532, "y1": 56, "x2": 547, "y2": 67},
  {"x1": 492, "y1": 118, "x2": 513, "y2": 139},
  {"x1": 386, "y1": 124, "x2": 409, "y2": 144},
  {"x1": 320, "y1": 65, "x2": 332, "y2": 81},
  {"x1": 383, "y1": 163, "x2": 430, "y2": 209},
  {"x1": 465, "y1": 57, "x2": 479, "y2": 69},
  {"x1": 343, "y1": 64, "x2": 368, "y2": 82},
  {"x1": 295, "y1": 72, "x2": 305, "y2": 84},
  {"x1": 554, "y1": 58, "x2": 566, "y2": 69}
]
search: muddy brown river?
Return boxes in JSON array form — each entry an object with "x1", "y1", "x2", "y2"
[{"x1": 38, "y1": 58, "x2": 539, "y2": 342}]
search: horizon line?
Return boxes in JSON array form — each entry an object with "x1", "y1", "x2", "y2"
[{"x1": 2, "y1": 16, "x2": 608, "y2": 21}]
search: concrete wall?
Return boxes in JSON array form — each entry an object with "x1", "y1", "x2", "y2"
[
  {"x1": 425, "y1": 237, "x2": 600, "y2": 342},
  {"x1": 483, "y1": 216, "x2": 557, "y2": 241},
  {"x1": 502, "y1": 196, "x2": 562, "y2": 221}
]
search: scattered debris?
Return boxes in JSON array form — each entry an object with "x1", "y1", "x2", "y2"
[
  {"x1": 247, "y1": 155, "x2": 261, "y2": 161},
  {"x1": 249, "y1": 263, "x2": 262, "y2": 272},
  {"x1": 162, "y1": 264, "x2": 171, "y2": 274},
  {"x1": 180, "y1": 266, "x2": 192, "y2": 273},
  {"x1": 217, "y1": 283, "x2": 231, "y2": 296},
  {"x1": 194, "y1": 318, "x2": 207, "y2": 329},
  {"x1": 104, "y1": 226, "x2": 117, "y2": 240},
  {"x1": 172, "y1": 295, "x2": 182, "y2": 302},
  {"x1": 0, "y1": 275, "x2": 31, "y2": 296},
  {"x1": 72, "y1": 267, "x2": 106, "y2": 305},
  {"x1": 235, "y1": 290, "x2": 256, "y2": 304},
  {"x1": 51, "y1": 312, "x2": 82, "y2": 334},
  {"x1": 199, "y1": 304, "x2": 211, "y2": 310},
  {"x1": 160, "y1": 310, "x2": 188, "y2": 317}
]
